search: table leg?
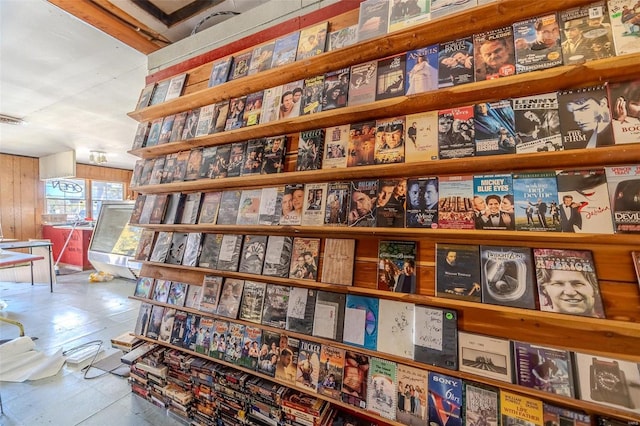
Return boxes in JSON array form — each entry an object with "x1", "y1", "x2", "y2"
[
  {"x1": 48, "y1": 245, "x2": 53, "y2": 292},
  {"x1": 29, "y1": 247, "x2": 34, "y2": 286}
]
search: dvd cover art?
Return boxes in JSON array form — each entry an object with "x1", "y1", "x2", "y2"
[
  {"x1": 348, "y1": 180, "x2": 378, "y2": 227},
  {"x1": 238, "y1": 235, "x2": 267, "y2": 275},
  {"x1": 324, "y1": 181, "x2": 351, "y2": 226},
  {"x1": 405, "y1": 111, "x2": 439, "y2": 162},
  {"x1": 459, "y1": 331, "x2": 513, "y2": 383},
  {"x1": 573, "y1": 352, "x2": 640, "y2": 415},
  {"x1": 376, "y1": 178, "x2": 406, "y2": 228},
  {"x1": 260, "y1": 85, "x2": 283, "y2": 125},
  {"x1": 296, "y1": 340, "x2": 321, "y2": 393},
  {"x1": 288, "y1": 237, "x2": 320, "y2": 281},
  {"x1": 437, "y1": 175, "x2": 475, "y2": 229},
  {"x1": 374, "y1": 116, "x2": 405, "y2": 164},
  {"x1": 438, "y1": 106, "x2": 475, "y2": 159},
  {"x1": 226, "y1": 142, "x2": 246, "y2": 178},
  {"x1": 406, "y1": 177, "x2": 439, "y2": 228},
  {"x1": 357, "y1": 0, "x2": 389, "y2": 42},
  {"x1": 262, "y1": 135, "x2": 286, "y2": 175},
  {"x1": 323, "y1": 125, "x2": 349, "y2": 169},
  {"x1": 405, "y1": 44, "x2": 438, "y2": 95},
  {"x1": 474, "y1": 100, "x2": 517, "y2": 156},
  {"x1": 297, "y1": 129, "x2": 324, "y2": 171},
  {"x1": 258, "y1": 186, "x2": 283, "y2": 225},
  {"x1": 280, "y1": 183, "x2": 304, "y2": 226},
  {"x1": 474, "y1": 26, "x2": 516, "y2": 81},
  {"x1": 243, "y1": 91, "x2": 264, "y2": 127},
  {"x1": 239, "y1": 280, "x2": 266, "y2": 324},
  {"x1": 302, "y1": 75, "x2": 324, "y2": 115},
  {"x1": 513, "y1": 341, "x2": 575, "y2": 397},
  {"x1": 513, "y1": 13, "x2": 563, "y2": 73},
  {"x1": 229, "y1": 51, "x2": 251, "y2": 81},
  {"x1": 271, "y1": 31, "x2": 301, "y2": 68},
  {"x1": 533, "y1": 248, "x2": 605, "y2": 318},
  {"x1": 378, "y1": 240, "x2": 417, "y2": 293},
  {"x1": 436, "y1": 243, "x2": 481, "y2": 302},
  {"x1": 248, "y1": 42, "x2": 275, "y2": 75},
  {"x1": 376, "y1": 53, "x2": 406, "y2": 101},
  {"x1": 513, "y1": 92, "x2": 563, "y2": 154},
  {"x1": 608, "y1": 79, "x2": 640, "y2": 144},
  {"x1": 427, "y1": 372, "x2": 462, "y2": 426},
  {"x1": 347, "y1": 121, "x2": 376, "y2": 167},
  {"x1": 395, "y1": 363, "x2": 428, "y2": 424},
  {"x1": 473, "y1": 173, "x2": 515, "y2": 231},
  {"x1": 279, "y1": 80, "x2": 303, "y2": 119},
  {"x1": 225, "y1": 96, "x2": 247, "y2": 130},
  {"x1": 262, "y1": 235, "x2": 293, "y2": 278},
  {"x1": 558, "y1": 85, "x2": 615, "y2": 149},
  {"x1": 413, "y1": 305, "x2": 458, "y2": 370},
  {"x1": 560, "y1": 1, "x2": 614, "y2": 64},
  {"x1": 438, "y1": 37, "x2": 474, "y2": 88},
  {"x1": 513, "y1": 171, "x2": 561, "y2": 232},
  {"x1": 296, "y1": 22, "x2": 328, "y2": 60},
  {"x1": 286, "y1": 287, "x2": 317, "y2": 335},
  {"x1": 500, "y1": 390, "x2": 543, "y2": 426},
  {"x1": 318, "y1": 344, "x2": 345, "y2": 400},
  {"x1": 608, "y1": 0, "x2": 640, "y2": 56},
  {"x1": 366, "y1": 357, "x2": 397, "y2": 420},
  {"x1": 464, "y1": 382, "x2": 499, "y2": 426},
  {"x1": 322, "y1": 68, "x2": 349, "y2": 111},
  {"x1": 348, "y1": 61, "x2": 377, "y2": 106},
  {"x1": 556, "y1": 168, "x2": 614, "y2": 233},
  {"x1": 241, "y1": 139, "x2": 264, "y2": 176},
  {"x1": 301, "y1": 183, "x2": 327, "y2": 227},
  {"x1": 261, "y1": 284, "x2": 290, "y2": 329},
  {"x1": 328, "y1": 25, "x2": 358, "y2": 51},
  {"x1": 388, "y1": 0, "x2": 430, "y2": 33},
  {"x1": 341, "y1": 351, "x2": 370, "y2": 409},
  {"x1": 208, "y1": 57, "x2": 232, "y2": 87},
  {"x1": 606, "y1": 164, "x2": 640, "y2": 233},
  {"x1": 480, "y1": 245, "x2": 537, "y2": 309}
]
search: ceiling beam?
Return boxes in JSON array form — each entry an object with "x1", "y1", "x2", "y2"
[{"x1": 47, "y1": 0, "x2": 163, "y2": 54}]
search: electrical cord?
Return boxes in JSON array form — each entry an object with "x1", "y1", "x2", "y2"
[{"x1": 62, "y1": 340, "x2": 114, "y2": 379}]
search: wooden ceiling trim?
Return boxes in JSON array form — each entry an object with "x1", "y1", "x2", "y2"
[{"x1": 47, "y1": 0, "x2": 163, "y2": 54}]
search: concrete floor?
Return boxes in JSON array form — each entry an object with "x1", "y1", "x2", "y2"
[{"x1": 0, "y1": 271, "x2": 183, "y2": 425}]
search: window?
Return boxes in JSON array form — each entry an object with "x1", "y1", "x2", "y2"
[
  {"x1": 91, "y1": 181, "x2": 125, "y2": 219},
  {"x1": 45, "y1": 179, "x2": 86, "y2": 220}
]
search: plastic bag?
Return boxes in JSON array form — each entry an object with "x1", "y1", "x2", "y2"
[{"x1": 88, "y1": 271, "x2": 114, "y2": 282}]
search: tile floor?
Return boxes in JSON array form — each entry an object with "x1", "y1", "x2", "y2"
[{"x1": 0, "y1": 270, "x2": 183, "y2": 425}]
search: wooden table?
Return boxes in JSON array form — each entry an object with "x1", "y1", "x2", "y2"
[
  {"x1": 0, "y1": 250, "x2": 45, "y2": 338},
  {"x1": 0, "y1": 241, "x2": 54, "y2": 292}
]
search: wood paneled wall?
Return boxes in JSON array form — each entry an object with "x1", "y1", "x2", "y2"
[{"x1": 0, "y1": 153, "x2": 132, "y2": 240}]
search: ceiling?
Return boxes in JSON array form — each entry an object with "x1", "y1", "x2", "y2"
[{"x1": 0, "y1": 0, "x2": 262, "y2": 171}]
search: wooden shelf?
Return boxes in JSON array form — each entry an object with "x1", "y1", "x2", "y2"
[
  {"x1": 135, "y1": 223, "x2": 640, "y2": 246},
  {"x1": 132, "y1": 290, "x2": 640, "y2": 422},
  {"x1": 129, "y1": 53, "x2": 640, "y2": 160},
  {"x1": 131, "y1": 144, "x2": 640, "y2": 195},
  {"x1": 133, "y1": 333, "x2": 408, "y2": 426},
  {"x1": 129, "y1": 0, "x2": 640, "y2": 421},
  {"x1": 127, "y1": 0, "x2": 592, "y2": 124},
  {"x1": 139, "y1": 262, "x2": 640, "y2": 364}
]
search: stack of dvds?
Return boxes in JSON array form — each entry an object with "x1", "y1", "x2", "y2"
[
  {"x1": 246, "y1": 376, "x2": 288, "y2": 426},
  {"x1": 163, "y1": 349, "x2": 195, "y2": 422},
  {"x1": 134, "y1": 349, "x2": 169, "y2": 409},
  {"x1": 212, "y1": 366, "x2": 251, "y2": 425},
  {"x1": 189, "y1": 357, "x2": 219, "y2": 425},
  {"x1": 281, "y1": 388, "x2": 331, "y2": 426},
  {"x1": 129, "y1": 362, "x2": 151, "y2": 401}
]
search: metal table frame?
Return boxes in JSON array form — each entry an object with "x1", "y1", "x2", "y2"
[{"x1": 0, "y1": 241, "x2": 54, "y2": 292}]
